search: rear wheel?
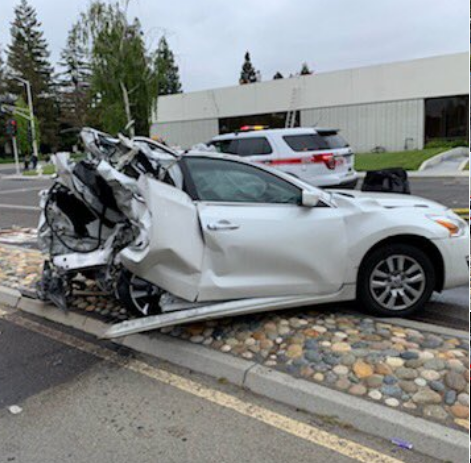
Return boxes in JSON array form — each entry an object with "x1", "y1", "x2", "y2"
[
  {"x1": 357, "y1": 244, "x2": 435, "y2": 317},
  {"x1": 116, "y1": 270, "x2": 162, "y2": 317}
]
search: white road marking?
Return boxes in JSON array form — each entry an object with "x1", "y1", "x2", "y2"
[
  {"x1": 0, "y1": 203, "x2": 41, "y2": 211},
  {"x1": 0, "y1": 307, "x2": 405, "y2": 463},
  {"x1": 0, "y1": 187, "x2": 45, "y2": 195}
]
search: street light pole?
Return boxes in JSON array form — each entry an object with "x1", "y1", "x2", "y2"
[
  {"x1": 11, "y1": 135, "x2": 20, "y2": 175},
  {"x1": 13, "y1": 76, "x2": 39, "y2": 161}
]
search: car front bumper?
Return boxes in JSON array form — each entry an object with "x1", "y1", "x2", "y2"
[{"x1": 433, "y1": 234, "x2": 469, "y2": 290}]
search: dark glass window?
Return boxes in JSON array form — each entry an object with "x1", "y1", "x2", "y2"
[
  {"x1": 211, "y1": 139, "x2": 239, "y2": 154},
  {"x1": 210, "y1": 137, "x2": 272, "y2": 156},
  {"x1": 236, "y1": 137, "x2": 272, "y2": 156},
  {"x1": 317, "y1": 131, "x2": 349, "y2": 148},
  {"x1": 184, "y1": 157, "x2": 302, "y2": 204},
  {"x1": 424, "y1": 95, "x2": 468, "y2": 142},
  {"x1": 218, "y1": 111, "x2": 300, "y2": 134},
  {"x1": 283, "y1": 134, "x2": 329, "y2": 151}
]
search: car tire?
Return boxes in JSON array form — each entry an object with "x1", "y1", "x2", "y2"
[
  {"x1": 116, "y1": 269, "x2": 162, "y2": 317},
  {"x1": 357, "y1": 244, "x2": 435, "y2": 317}
]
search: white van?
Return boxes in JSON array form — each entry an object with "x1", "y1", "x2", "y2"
[{"x1": 209, "y1": 127, "x2": 358, "y2": 188}]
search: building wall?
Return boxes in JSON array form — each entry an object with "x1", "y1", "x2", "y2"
[
  {"x1": 151, "y1": 118, "x2": 218, "y2": 148},
  {"x1": 151, "y1": 53, "x2": 467, "y2": 150},
  {"x1": 301, "y1": 99, "x2": 424, "y2": 152}
]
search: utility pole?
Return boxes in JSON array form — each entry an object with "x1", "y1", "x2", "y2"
[
  {"x1": 13, "y1": 76, "x2": 39, "y2": 161},
  {"x1": 5, "y1": 119, "x2": 20, "y2": 175},
  {"x1": 12, "y1": 135, "x2": 20, "y2": 175}
]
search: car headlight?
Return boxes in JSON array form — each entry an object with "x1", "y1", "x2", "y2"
[{"x1": 427, "y1": 214, "x2": 466, "y2": 237}]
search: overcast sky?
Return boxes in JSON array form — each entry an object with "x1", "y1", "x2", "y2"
[{"x1": 0, "y1": 0, "x2": 468, "y2": 92}]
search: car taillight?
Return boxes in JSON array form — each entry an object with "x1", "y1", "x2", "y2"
[{"x1": 312, "y1": 153, "x2": 335, "y2": 170}]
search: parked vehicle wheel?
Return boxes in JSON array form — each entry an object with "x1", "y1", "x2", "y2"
[
  {"x1": 357, "y1": 244, "x2": 435, "y2": 317},
  {"x1": 116, "y1": 270, "x2": 162, "y2": 317}
]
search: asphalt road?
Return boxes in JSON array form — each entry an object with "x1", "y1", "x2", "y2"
[
  {"x1": 0, "y1": 174, "x2": 467, "y2": 330},
  {"x1": 0, "y1": 310, "x2": 440, "y2": 463}
]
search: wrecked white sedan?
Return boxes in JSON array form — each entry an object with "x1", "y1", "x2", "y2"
[{"x1": 37, "y1": 129, "x2": 468, "y2": 338}]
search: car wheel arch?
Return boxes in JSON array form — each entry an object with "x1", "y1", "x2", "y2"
[{"x1": 357, "y1": 234, "x2": 444, "y2": 293}]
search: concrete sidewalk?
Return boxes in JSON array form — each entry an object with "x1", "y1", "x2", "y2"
[{"x1": 418, "y1": 147, "x2": 468, "y2": 176}]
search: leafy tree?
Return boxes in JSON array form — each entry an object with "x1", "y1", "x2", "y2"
[
  {"x1": 7, "y1": 0, "x2": 58, "y2": 152},
  {"x1": 14, "y1": 96, "x2": 40, "y2": 155},
  {"x1": 57, "y1": 22, "x2": 92, "y2": 128},
  {"x1": 78, "y1": 1, "x2": 159, "y2": 136},
  {"x1": 155, "y1": 36, "x2": 182, "y2": 96},
  {"x1": 273, "y1": 71, "x2": 284, "y2": 80},
  {"x1": 300, "y1": 62, "x2": 313, "y2": 75},
  {"x1": 239, "y1": 51, "x2": 257, "y2": 84}
]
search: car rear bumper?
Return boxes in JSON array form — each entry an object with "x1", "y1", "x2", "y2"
[
  {"x1": 298, "y1": 171, "x2": 359, "y2": 188},
  {"x1": 433, "y1": 235, "x2": 469, "y2": 290}
]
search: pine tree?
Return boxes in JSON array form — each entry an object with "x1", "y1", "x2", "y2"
[
  {"x1": 7, "y1": 0, "x2": 58, "y2": 152},
  {"x1": 155, "y1": 36, "x2": 182, "y2": 96},
  {"x1": 239, "y1": 51, "x2": 257, "y2": 84},
  {"x1": 300, "y1": 62, "x2": 313, "y2": 75},
  {"x1": 57, "y1": 21, "x2": 92, "y2": 141},
  {"x1": 273, "y1": 71, "x2": 284, "y2": 80}
]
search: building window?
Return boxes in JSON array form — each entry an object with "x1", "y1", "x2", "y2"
[
  {"x1": 218, "y1": 111, "x2": 300, "y2": 134},
  {"x1": 424, "y1": 95, "x2": 468, "y2": 142}
]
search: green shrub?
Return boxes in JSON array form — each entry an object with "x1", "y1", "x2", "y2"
[{"x1": 425, "y1": 139, "x2": 468, "y2": 149}]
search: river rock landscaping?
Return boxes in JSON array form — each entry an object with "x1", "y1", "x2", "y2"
[{"x1": 0, "y1": 241, "x2": 468, "y2": 431}]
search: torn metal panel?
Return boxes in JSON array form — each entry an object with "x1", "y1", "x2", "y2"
[
  {"x1": 53, "y1": 248, "x2": 113, "y2": 272},
  {"x1": 119, "y1": 176, "x2": 205, "y2": 302}
]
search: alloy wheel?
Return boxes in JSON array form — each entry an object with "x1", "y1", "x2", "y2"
[{"x1": 369, "y1": 254, "x2": 426, "y2": 311}]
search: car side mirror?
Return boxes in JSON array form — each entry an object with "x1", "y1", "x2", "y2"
[{"x1": 301, "y1": 190, "x2": 320, "y2": 207}]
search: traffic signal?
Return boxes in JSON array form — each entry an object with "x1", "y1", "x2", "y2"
[
  {"x1": 27, "y1": 125, "x2": 32, "y2": 144},
  {"x1": 5, "y1": 119, "x2": 17, "y2": 137}
]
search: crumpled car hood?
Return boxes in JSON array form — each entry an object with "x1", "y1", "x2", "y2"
[{"x1": 330, "y1": 190, "x2": 448, "y2": 212}]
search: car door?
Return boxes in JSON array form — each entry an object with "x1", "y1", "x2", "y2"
[{"x1": 181, "y1": 156, "x2": 349, "y2": 301}]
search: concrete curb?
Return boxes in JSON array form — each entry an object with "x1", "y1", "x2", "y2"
[
  {"x1": 418, "y1": 147, "x2": 468, "y2": 172},
  {"x1": 0, "y1": 287, "x2": 467, "y2": 463},
  {"x1": 377, "y1": 317, "x2": 467, "y2": 339},
  {"x1": 357, "y1": 170, "x2": 468, "y2": 178},
  {"x1": 458, "y1": 158, "x2": 469, "y2": 172}
]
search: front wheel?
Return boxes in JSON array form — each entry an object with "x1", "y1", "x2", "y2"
[
  {"x1": 357, "y1": 244, "x2": 435, "y2": 317},
  {"x1": 116, "y1": 270, "x2": 162, "y2": 317}
]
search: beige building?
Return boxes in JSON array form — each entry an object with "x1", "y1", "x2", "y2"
[{"x1": 151, "y1": 53, "x2": 469, "y2": 152}]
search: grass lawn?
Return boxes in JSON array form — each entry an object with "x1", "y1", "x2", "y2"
[
  {"x1": 354, "y1": 148, "x2": 445, "y2": 171},
  {"x1": 23, "y1": 164, "x2": 56, "y2": 176}
]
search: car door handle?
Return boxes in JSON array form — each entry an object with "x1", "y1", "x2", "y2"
[{"x1": 207, "y1": 220, "x2": 240, "y2": 231}]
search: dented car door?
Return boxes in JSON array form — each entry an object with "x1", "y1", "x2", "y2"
[{"x1": 182, "y1": 156, "x2": 349, "y2": 301}]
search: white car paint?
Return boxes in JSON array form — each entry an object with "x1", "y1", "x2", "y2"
[
  {"x1": 38, "y1": 130, "x2": 468, "y2": 338},
  {"x1": 119, "y1": 152, "x2": 467, "y2": 303}
]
